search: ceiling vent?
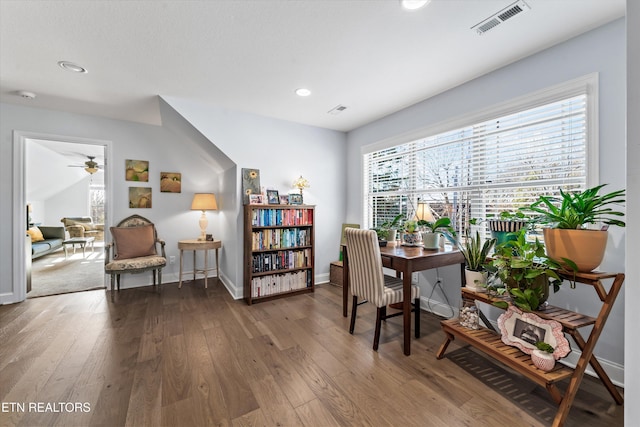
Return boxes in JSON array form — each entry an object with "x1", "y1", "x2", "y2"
[
  {"x1": 328, "y1": 104, "x2": 348, "y2": 115},
  {"x1": 471, "y1": 0, "x2": 531, "y2": 35}
]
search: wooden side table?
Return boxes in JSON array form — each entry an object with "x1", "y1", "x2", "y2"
[{"x1": 178, "y1": 239, "x2": 221, "y2": 289}]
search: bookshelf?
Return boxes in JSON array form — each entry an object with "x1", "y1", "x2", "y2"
[{"x1": 243, "y1": 204, "x2": 315, "y2": 305}]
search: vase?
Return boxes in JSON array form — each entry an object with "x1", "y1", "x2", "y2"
[
  {"x1": 402, "y1": 232, "x2": 421, "y2": 246},
  {"x1": 543, "y1": 228, "x2": 607, "y2": 272},
  {"x1": 531, "y1": 349, "x2": 555, "y2": 371},
  {"x1": 464, "y1": 269, "x2": 488, "y2": 291},
  {"x1": 488, "y1": 220, "x2": 528, "y2": 245}
]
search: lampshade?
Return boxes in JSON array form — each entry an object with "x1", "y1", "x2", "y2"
[
  {"x1": 293, "y1": 175, "x2": 310, "y2": 192},
  {"x1": 191, "y1": 193, "x2": 218, "y2": 211},
  {"x1": 415, "y1": 202, "x2": 435, "y2": 223},
  {"x1": 85, "y1": 166, "x2": 98, "y2": 174}
]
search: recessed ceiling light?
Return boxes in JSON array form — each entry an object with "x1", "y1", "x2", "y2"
[
  {"x1": 16, "y1": 90, "x2": 36, "y2": 100},
  {"x1": 58, "y1": 61, "x2": 88, "y2": 73},
  {"x1": 401, "y1": 0, "x2": 431, "y2": 10},
  {"x1": 295, "y1": 88, "x2": 311, "y2": 97}
]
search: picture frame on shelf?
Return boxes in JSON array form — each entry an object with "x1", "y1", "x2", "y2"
[
  {"x1": 289, "y1": 193, "x2": 303, "y2": 205},
  {"x1": 241, "y1": 168, "x2": 261, "y2": 205},
  {"x1": 497, "y1": 305, "x2": 571, "y2": 359},
  {"x1": 279, "y1": 195, "x2": 289, "y2": 205},
  {"x1": 266, "y1": 190, "x2": 280, "y2": 204},
  {"x1": 249, "y1": 194, "x2": 265, "y2": 205}
]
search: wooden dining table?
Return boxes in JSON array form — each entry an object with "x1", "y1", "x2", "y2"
[{"x1": 342, "y1": 241, "x2": 465, "y2": 355}]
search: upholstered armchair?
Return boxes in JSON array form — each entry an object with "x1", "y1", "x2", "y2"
[
  {"x1": 61, "y1": 216, "x2": 105, "y2": 240},
  {"x1": 104, "y1": 214, "x2": 166, "y2": 294}
]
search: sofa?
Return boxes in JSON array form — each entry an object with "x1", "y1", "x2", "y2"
[
  {"x1": 61, "y1": 216, "x2": 104, "y2": 240},
  {"x1": 28, "y1": 226, "x2": 65, "y2": 259}
]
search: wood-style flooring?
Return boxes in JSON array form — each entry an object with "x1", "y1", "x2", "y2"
[{"x1": 0, "y1": 281, "x2": 623, "y2": 427}]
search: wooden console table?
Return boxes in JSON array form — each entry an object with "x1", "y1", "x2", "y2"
[
  {"x1": 436, "y1": 271, "x2": 624, "y2": 427},
  {"x1": 178, "y1": 239, "x2": 221, "y2": 289}
]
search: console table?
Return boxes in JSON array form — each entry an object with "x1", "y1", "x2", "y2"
[{"x1": 436, "y1": 271, "x2": 624, "y2": 427}]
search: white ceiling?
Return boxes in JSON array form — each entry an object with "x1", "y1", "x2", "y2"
[{"x1": 0, "y1": 0, "x2": 625, "y2": 132}]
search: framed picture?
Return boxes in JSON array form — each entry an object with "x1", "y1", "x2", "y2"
[
  {"x1": 289, "y1": 193, "x2": 303, "y2": 205},
  {"x1": 129, "y1": 187, "x2": 152, "y2": 208},
  {"x1": 242, "y1": 168, "x2": 261, "y2": 205},
  {"x1": 160, "y1": 172, "x2": 181, "y2": 193},
  {"x1": 125, "y1": 159, "x2": 149, "y2": 182},
  {"x1": 249, "y1": 194, "x2": 264, "y2": 205},
  {"x1": 266, "y1": 190, "x2": 280, "y2": 204},
  {"x1": 497, "y1": 305, "x2": 571, "y2": 359},
  {"x1": 279, "y1": 195, "x2": 289, "y2": 205}
]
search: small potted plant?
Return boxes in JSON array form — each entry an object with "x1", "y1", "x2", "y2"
[
  {"x1": 487, "y1": 211, "x2": 531, "y2": 245},
  {"x1": 459, "y1": 226, "x2": 496, "y2": 291},
  {"x1": 419, "y1": 217, "x2": 455, "y2": 249},
  {"x1": 379, "y1": 214, "x2": 404, "y2": 242},
  {"x1": 402, "y1": 219, "x2": 421, "y2": 246},
  {"x1": 531, "y1": 341, "x2": 556, "y2": 371},
  {"x1": 488, "y1": 229, "x2": 564, "y2": 311},
  {"x1": 525, "y1": 184, "x2": 625, "y2": 272}
]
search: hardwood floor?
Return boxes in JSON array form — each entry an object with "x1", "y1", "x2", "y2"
[{"x1": 0, "y1": 281, "x2": 623, "y2": 427}]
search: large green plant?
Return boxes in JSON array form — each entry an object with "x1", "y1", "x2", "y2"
[
  {"x1": 488, "y1": 229, "x2": 564, "y2": 311},
  {"x1": 526, "y1": 184, "x2": 625, "y2": 229}
]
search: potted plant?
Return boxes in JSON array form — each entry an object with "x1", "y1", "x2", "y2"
[
  {"x1": 531, "y1": 341, "x2": 556, "y2": 371},
  {"x1": 488, "y1": 229, "x2": 563, "y2": 312},
  {"x1": 459, "y1": 227, "x2": 496, "y2": 291},
  {"x1": 419, "y1": 217, "x2": 455, "y2": 249},
  {"x1": 402, "y1": 219, "x2": 421, "y2": 246},
  {"x1": 487, "y1": 211, "x2": 531, "y2": 245},
  {"x1": 378, "y1": 213, "x2": 404, "y2": 242},
  {"x1": 526, "y1": 184, "x2": 625, "y2": 272}
]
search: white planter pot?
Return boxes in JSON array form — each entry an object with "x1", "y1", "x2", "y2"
[
  {"x1": 531, "y1": 349, "x2": 556, "y2": 372},
  {"x1": 421, "y1": 232, "x2": 440, "y2": 249},
  {"x1": 464, "y1": 269, "x2": 488, "y2": 291}
]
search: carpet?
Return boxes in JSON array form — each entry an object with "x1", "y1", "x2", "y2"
[{"x1": 28, "y1": 244, "x2": 105, "y2": 298}]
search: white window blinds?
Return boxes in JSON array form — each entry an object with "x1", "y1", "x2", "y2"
[{"x1": 365, "y1": 93, "x2": 588, "y2": 234}]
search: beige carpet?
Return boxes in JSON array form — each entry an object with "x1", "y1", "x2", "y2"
[{"x1": 28, "y1": 243, "x2": 105, "y2": 298}]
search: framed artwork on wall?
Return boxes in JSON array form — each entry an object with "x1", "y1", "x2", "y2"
[
  {"x1": 160, "y1": 172, "x2": 181, "y2": 193},
  {"x1": 242, "y1": 168, "x2": 261, "y2": 204},
  {"x1": 125, "y1": 159, "x2": 149, "y2": 182},
  {"x1": 129, "y1": 187, "x2": 152, "y2": 208}
]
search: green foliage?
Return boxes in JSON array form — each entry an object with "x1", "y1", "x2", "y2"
[
  {"x1": 460, "y1": 230, "x2": 496, "y2": 272},
  {"x1": 418, "y1": 217, "x2": 454, "y2": 234},
  {"x1": 404, "y1": 219, "x2": 419, "y2": 233},
  {"x1": 488, "y1": 229, "x2": 563, "y2": 312},
  {"x1": 535, "y1": 341, "x2": 555, "y2": 353},
  {"x1": 526, "y1": 184, "x2": 625, "y2": 230}
]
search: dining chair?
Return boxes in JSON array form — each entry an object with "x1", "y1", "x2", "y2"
[
  {"x1": 104, "y1": 214, "x2": 166, "y2": 294},
  {"x1": 345, "y1": 228, "x2": 420, "y2": 350}
]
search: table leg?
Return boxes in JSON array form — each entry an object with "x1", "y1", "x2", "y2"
[
  {"x1": 64, "y1": 244, "x2": 69, "y2": 259},
  {"x1": 403, "y1": 268, "x2": 412, "y2": 356},
  {"x1": 179, "y1": 249, "x2": 184, "y2": 288},
  {"x1": 81, "y1": 243, "x2": 86, "y2": 257},
  {"x1": 192, "y1": 250, "x2": 196, "y2": 281},
  {"x1": 215, "y1": 248, "x2": 219, "y2": 278},
  {"x1": 204, "y1": 249, "x2": 209, "y2": 289}
]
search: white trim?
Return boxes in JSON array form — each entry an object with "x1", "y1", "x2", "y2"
[{"x1": 11, "y1": 131, "x2": 112, "y2": 304}]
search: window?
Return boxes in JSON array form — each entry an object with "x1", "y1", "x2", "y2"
[
  {"x1": 364, "y1": 77, "x2": 595, "y2": 237},
  {"x1": 90, "y1": 185, "x2": 105, "y2": 224}
]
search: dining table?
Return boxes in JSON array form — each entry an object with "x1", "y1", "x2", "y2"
[{"x1": 342, "y1": 241, "x2": 465, "y2": 355}]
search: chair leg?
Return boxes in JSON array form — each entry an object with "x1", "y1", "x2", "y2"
[
  {"x1": 110, "y1": 274, "x2": 115, "y2": 292},
  {"x1": 414, "y1": 297, "x2": 421, "y2": 338},
  {"x1": 116, "y1": 274, "x2": 121, "y2": 291},
  {"x1": 349, "y1": 296, "x2": 358, "y2": 334},
  {"x1": 373, "y1": 306, "x2": 384, "y2": 351}
]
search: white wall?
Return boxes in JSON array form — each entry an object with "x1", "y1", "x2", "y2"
[
  {"x1": 625, "y1": 0, "x2": 638, "y2": 424},
  {"x1": 160, "y1": 97, "x2": 348, "y2": 298},
  {"x1": 44, "y1": 177, "x2": 91, "y2": 227},
  {"x1": 347, "y1": 19, "x2": 627, "y2": 383}
]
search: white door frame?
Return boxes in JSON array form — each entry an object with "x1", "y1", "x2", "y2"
[{"x1": 12, "y1": 130, "x2": 112, "y2": 302}]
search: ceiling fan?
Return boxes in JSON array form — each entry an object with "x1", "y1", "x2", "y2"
[{"x1": 68, "y1": 155, "x2": 102, "y2": 174}]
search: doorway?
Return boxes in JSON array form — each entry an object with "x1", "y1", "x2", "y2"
[{"x1": 13, "y1": 131, "x2": 112, "y2": 301}]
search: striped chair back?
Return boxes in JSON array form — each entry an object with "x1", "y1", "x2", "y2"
[{"x1": 345, "y1": 228, "x2": 386, "y2": 307}]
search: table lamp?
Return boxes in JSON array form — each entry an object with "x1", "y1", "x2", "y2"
[
  {"x1": 191, "y1": 193, "x2": 218, "y2": 240},
  {"x1": 415, "y1": 202, "x2": 435, "y2": 223},
  {"x1": 293, "y1": 175, "x2": 310, "y2": 199}
]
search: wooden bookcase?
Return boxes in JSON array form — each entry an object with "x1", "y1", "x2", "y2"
[
  {"x1": 436, "y1": 271, "x2": 624, "y2": 427},
  {"x1": 243, "y1": 204, "x2": 315, "y2": 305}
]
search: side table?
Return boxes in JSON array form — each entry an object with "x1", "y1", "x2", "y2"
[{"x1": 178, "y1": 239, "x2": 222, "y2": 289}]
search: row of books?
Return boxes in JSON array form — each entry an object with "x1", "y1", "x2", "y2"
[
  {"x1": 251, "y1": 208, "x2": 313, "y2": 227},
  {"x1": 251, "y1": 228, "x2": 311, "y2": 250},
  {"x1": 252, "y1": 249, "x2": 312, "y2": 273},
  {"x1": 251, "y1": 270, "x2": 312, "y2": 298}
]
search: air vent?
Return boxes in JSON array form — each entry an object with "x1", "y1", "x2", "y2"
[
  {"x1": 328, "y1": 104, "x2": 348, "y2": 115},
  {"x1": 471, "y1": 0, "x2": 530, "y2": 35}
]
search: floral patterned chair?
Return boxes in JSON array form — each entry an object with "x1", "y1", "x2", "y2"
[{"x1": 104, "y1": 215, "x2": 166, "y2": 294}]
